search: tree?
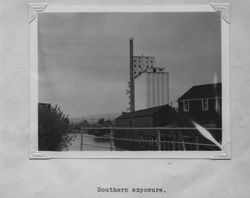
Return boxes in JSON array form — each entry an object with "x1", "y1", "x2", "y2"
[
  {"x1": 97, "y1": 118, "x2": 105, "y2": 125},
  {"x1": 104, "y1": 120, "x2": 112, "y2": 126},
  {"x1": 38, "y1": 103, "x2": 71, "y2": 151},
  {"x1": 83, "y1": 120, "x2": 89, "y2": 126}
]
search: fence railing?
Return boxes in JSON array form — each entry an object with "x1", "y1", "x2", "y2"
[{"x1": 69, "y1": 127, "x2": 222, "y2": 151}]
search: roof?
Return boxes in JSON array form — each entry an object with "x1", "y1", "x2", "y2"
[
  {"x1": 116, "y1": 104, "x2": 193, "y2": 127},
  {"x1": 178, "y1": 83, "x2": 221, "y2": 100},
  {"x1": 116, "y1": 104, "x2": 174, "y2": 120}
]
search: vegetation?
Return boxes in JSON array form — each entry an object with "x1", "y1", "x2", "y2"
[
  {"x1": 38, "y1": 103, "x2": 71, "y2": 151},
  {"x1": 97, "y1": 118, "x2": 105, "y2": 125}
]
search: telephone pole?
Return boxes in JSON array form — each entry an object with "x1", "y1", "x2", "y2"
[{"x1": 129, "y1": 38, "x2": 135, "y2": 112}]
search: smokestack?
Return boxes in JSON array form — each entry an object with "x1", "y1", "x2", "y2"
[{"x1": 129, "y1": 38, "x2": 135, "y2": 112}]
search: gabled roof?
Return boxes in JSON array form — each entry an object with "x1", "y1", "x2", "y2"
[
  {"x1": 178, "y1": 83, "x2": 221, "y2": 101},
  {"x1": 116, "y1": 104, "x2": 174, "y2": 120}
]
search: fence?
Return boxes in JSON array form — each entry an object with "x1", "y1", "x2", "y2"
[{"x1": 69, "y1": 127, "x2": 222, "y2": 151}]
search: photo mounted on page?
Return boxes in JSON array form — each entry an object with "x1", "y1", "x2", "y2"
[{"x1": 38, "y1": 12, "x2": 222, "y2": 152}]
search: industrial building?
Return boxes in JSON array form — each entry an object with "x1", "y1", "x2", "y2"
[
  {"x1": 128, "y1": 38, "x2": 169, "y2": 112},
  {"x1": 133, "y1": 55, "x2": 156, "y2": 78},
  {"x1": 116, "y1": 39, "x2": 221, "y2": 151},
  {"x1": 115, "y1": 104, "x2": 220, "y2": 151},
  {"x1": 116, "y1": 104, "x2": 189, "y2": 128},
  {"x1": 135, "y1": 69, "x2": 169, "y2": 111},
  {"x1": 115, "y1": 104, "x2": 189, "y2": 150}
]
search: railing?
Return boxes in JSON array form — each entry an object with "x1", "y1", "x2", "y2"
[{"x1": 68, "y1": 127, "x2": 222, "y2": 151}]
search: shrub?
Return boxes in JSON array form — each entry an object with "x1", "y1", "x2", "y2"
[{"x1": 38, "y1": 103, "x2": 71, "y2": 151}]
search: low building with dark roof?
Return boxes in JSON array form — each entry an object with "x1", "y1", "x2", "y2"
[
  {"x1": 116, "y1": 104, "x2": 191, "y2": 128},
  {"x1": 178, "y1": 83, "x2": 221, "y2": 100},
  {"x1": 115, "y1": 104, "x2": 220, "y2": 151}
]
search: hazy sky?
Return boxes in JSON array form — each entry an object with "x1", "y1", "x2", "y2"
[{"x1": 38, "y1": 12, "x2": 221, "y2": 118}]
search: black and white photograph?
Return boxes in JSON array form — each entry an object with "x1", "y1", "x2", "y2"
[
  {"x1": 38, "y1": 11, "x2": 223, "y2": 152},
  {"x1": 4, "y1": 1, "x2": 250, "y2": 198}
]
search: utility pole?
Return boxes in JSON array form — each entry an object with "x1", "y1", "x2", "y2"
[{"x1": 129, "y1": 38, "x2": 135, "y2": 112}]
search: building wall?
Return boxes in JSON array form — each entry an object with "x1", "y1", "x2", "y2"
[
  {"x1": 134, "y1": 73, "x2": 148, "y2": 110},
  {"x1": 116, "y1": 105, "x2": 185, "y2": 128},
  {"x1": 153, "y1": 109, "x2": 179, "y2": 127},
  {"x1": 133, "y1": 56, "x2": 156, "y2": 78},
  {"x1": 178, "y1": 98, "x2": 222, "y2": 127},
  {"x1": 135, "y1": 72, "x2": 169, "y2": 110},
  {"x1": 116, "y1": 116, "x2": 153, "y2": 127},
  {"x1": 179, "y1": 98, "x2": 222, "y2": 113}
]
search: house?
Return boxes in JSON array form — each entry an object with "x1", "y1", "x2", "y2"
[
  {"x1": 177, "y1": 83, "x2": 222, "y2": 128},
  {"x1": 177, "y1": 83, "x2": 222, "y2": 144}
]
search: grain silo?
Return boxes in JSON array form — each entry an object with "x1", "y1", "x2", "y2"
[
  {"x1": 135, "y1": 68, "x2": 169, "y2": 111},
  {"x1": 128, "y1": 38, "x2": 169, "y2": 111}
]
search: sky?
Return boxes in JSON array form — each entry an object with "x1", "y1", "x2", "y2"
[{"x1": 38, "y1": 12, "x2": 221, "y2": 118}]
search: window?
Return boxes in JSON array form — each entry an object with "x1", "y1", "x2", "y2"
[
  {"x1": 202, "y1": 99, "x2": 209, "y2": 111},
  {"x1": 183, "y1": 100, "x2": 189, "y2": 112},
  {"x1": 129, "y1": 120, "x2": 132, "y2": 127},
  {"x1": 215, "y1": 98, "x2": 221, "y2": 113}
]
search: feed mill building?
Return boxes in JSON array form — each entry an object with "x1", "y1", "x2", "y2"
[
  {"x1": 128, "y1": 38, "x2": 169, "y2": 111},
  {"x1": 116, "y1": 39, "x2": 221, "y2": 151}
]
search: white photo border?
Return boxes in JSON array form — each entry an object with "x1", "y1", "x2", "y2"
[{"x1": 28, "y1": 3, "x2": 231, "y2": 159}]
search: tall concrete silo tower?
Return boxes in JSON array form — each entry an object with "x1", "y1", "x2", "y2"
[
  {"x1": 128, "y1": 38, "x2": 169, "y2": 111},
  {"x1": 135, "y1": 67, "x2": 169, "y2": 111}
]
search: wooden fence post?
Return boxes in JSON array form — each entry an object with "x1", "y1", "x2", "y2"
[
  {"x1": 182, "y1": 140, "x2": 186, "y2": 151},
  {"x1": 80, "y1": 128, "x2": 83, "y2": 151},
  {"x1": 172, "y1": 131, "x2": 176, "y2": 150},
  {"x1": 195, "y1": 135, "x2": 199, "y2": 150},
  {"x1": 110, "y1": 128, "x2": 114, "y2": 151},
  {"x1": 156, "y1": 129, "x2": 161, "y2": 151}
]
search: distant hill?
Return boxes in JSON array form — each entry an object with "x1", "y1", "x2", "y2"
[{"x1": 70, "y1": 112, "x2": 122, "y2": 124}]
